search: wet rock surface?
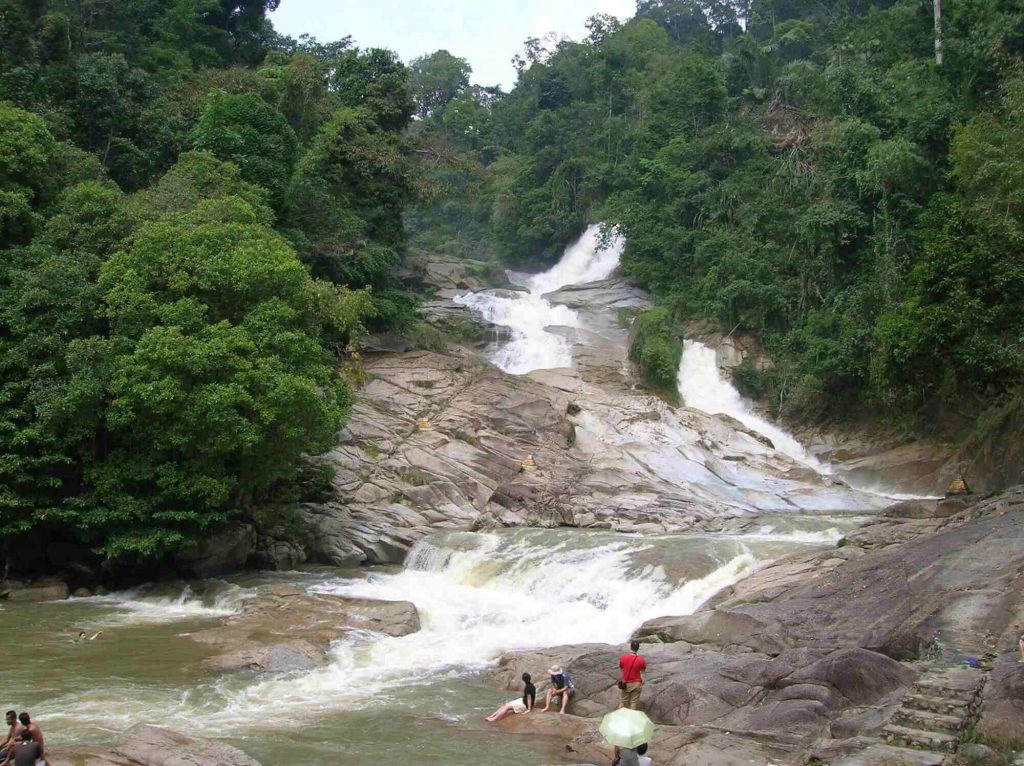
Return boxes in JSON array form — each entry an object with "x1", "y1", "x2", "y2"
[
  {"x1": 290, "y1": 344, "x2": 891, "y2": 566},
  {"x1": 1, "y1": 579, "x2": 70, "y2": 602},
  {"x1": 49, "y1": 724, "x2": 261, "y2": 766},
  {"x1": 190, "y1": 584, "x2": 420, "y2": 673},
  {"x1": 173, "y1": 523, "x2": 256, "y2": 578}
]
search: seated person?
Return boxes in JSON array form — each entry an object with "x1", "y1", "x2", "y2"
[
  {"x1": 540, "y1": 665, "x2": 573, "y2": 714},
  {"x1": 15, "y1": 716, "x2": 41, "y2": 754},
  {"x1": 0, "y1": 711, "x2": 23, "y2": 763},
  {"x1": 9, "y1": 729, "x2": 42, "y2": 766},
  {"x1": 485, "y1": 672, "x2": 536, "y2": 722}
]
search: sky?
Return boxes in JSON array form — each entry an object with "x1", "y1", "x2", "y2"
[{"x1": 270, "y1": 0, "x2": 636, "y2": 90}]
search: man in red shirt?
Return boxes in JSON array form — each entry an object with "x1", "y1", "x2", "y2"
[{"x1": 618, "y1": 640, "x2": 647, "y2": 710}]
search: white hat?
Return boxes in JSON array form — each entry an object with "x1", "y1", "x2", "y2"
[{"x1": 548, "y1": 665, "x2": 563, "y2": 675}]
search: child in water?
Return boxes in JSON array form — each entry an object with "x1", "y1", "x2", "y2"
[{"x1": 485, "y1": 673, "x2": 536, "y2": 722}]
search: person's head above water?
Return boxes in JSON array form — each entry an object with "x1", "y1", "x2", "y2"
[
  {"x1": 630, "y1": 639, "x2": 641, "y2": 652},
  {"x1": 521, "y1": 672, "x2": 532, "y2": 684},
  {"x1": 17, "y1": 713, "x2": 29, "y2": 727},
  {"x1": 78, "y1": 631, "x2": 87, "y2": 638}
]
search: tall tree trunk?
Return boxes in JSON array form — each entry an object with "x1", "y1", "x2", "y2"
[{"x1": 934, "y1": 0, "x2": 943, "y2": 65}]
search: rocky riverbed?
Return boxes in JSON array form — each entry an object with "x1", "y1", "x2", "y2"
[{"x1": 8, "y1": 242, "x2": 1023, "y2": 766}]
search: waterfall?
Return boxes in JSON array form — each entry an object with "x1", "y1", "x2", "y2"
[
  {"x1": 453, "y1": 224, "x2": 624, "y2": 374},
  {"x1": 677, "y1": 340, "x2": 827, "y2": 471}
]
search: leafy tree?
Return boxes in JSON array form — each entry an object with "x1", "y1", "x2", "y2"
[
  {"x1": 286, "y1": 108, "x2": 413, "y2": 287},
  {"x1": 76, "y1": 197, "x2": 348, "y2": 558},
  {"x1": 409, "y1": 49, "x2": 471, "y2": 120},
  {"x1": 190, "y1": 92, "x2": 298, "y2": 210},
  {"x1": 0, "y1": 102, "x2": 61, "y2": 247},
  {"x1": 332, "y1": 47, "x2": 416, "y2": 132}
]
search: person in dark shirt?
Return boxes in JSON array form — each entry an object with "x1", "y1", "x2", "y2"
[
  {"x1": 486, "y1": 672, "x2": 536, "y2": 722},
  {"x1": 11, "y1": 729, "x2": 41, "y2": 766}
]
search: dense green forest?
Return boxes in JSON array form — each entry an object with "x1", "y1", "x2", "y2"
[
  {"x1": 411, "y1": 0, "x2": 1024, "y2": 431},
  {"x1": 2, "y1": 0, "x2": 1022, "y2": 567},
  {"x1": 0, "y1": 0, "x2": 418, "y2": 562}
]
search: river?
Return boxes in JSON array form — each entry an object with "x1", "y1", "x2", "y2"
[{"x1": 0, "y1": 226, "x2": 905, "y2": 765}]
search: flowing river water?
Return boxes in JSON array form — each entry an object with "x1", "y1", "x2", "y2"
[{"x1": 1, "y1": 227, "x2": 902, "y2": 764}]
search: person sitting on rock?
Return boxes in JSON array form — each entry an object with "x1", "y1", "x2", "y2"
[
  {"x1": 0, "y1": 711, "x2": 23, "y2": 763},
  {"x1": 485, "y1": 672, "x2": 536, "y2": 722},
  {"x1": 5, "y1": 729, "x2": 41, "y2": 766},
  {"x1": 15, "y1": 715, "x2": 41, "y2": 756},
  {"x1": 540, "y1": 665, "x2": 573, "y2": 714}
]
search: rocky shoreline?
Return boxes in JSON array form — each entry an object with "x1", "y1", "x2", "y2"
[
  {"x1": 44, "y1": 488, "x2": 1024, "y2": 766},
  {"x1": 485, "y1": 487, "x2": 1024, "y2": 765}
]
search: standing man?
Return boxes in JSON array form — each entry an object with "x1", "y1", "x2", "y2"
[{"x1": 618, "y1": 639, "x2": 647, "y2": 710}]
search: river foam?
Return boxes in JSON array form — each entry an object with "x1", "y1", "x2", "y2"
[
  {"x1": 454, "y1": 224, "x2": 624, "y2": 373},
  {"x1": 677, "y1": 339, "x2": 829, "y2": 472}
]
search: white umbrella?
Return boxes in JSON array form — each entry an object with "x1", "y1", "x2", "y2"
[{"x1": 599, "y1": 708, "x2": 654, "y2": 749}]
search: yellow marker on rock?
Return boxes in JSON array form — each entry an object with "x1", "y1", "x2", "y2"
[
  {"x1": 520, "y1": 454, "x2": 536, "y2": 472},
  {"x1": 416, "y1": 418, "x2": 433, "y2": 431}
]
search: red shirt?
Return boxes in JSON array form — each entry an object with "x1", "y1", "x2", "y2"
[{"x1": 619, "y1": 652, "x2": 646, "y2": 683}]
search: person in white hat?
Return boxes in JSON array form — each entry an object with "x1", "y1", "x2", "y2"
[{"x1": 540, "y1": 664, "x2": 573, "y2": 714}]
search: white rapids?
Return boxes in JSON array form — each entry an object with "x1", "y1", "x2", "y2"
[
  {"x1": 677, "y1": 340, "x2": 829, "y2": 471},
  {"x1": 36, "y1": 527, "x2": 846, "y2": 736},
  {"x1": 454, "y1": 225, "x2": 624, "y2": 373}
]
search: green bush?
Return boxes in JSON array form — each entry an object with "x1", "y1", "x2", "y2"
[{"x1": 628, "y1": 308, "x2": 682, "y2": 402}]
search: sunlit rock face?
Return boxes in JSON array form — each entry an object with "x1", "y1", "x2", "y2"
[{"x1": 298, "y1": 225, "x2": 895, "y2": 567}]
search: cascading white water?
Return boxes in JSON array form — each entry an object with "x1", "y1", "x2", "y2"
[
  {"x1": 71, "y1": 582, "x2": 252, "y2": 625},
  {"x1": 677, "y1": 340, "x2": 828, "y2": 471},
  {"x1": 453, "y1": 225, "x2": 624, "y2": 374},
  {"x1": 196, "y1": 529, "x2": 759, "y2": 723}
]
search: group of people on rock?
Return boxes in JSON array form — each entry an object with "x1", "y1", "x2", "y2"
[
  {"x1": 1, "y1": 711, "x2": 45, "y2": 766},
  {"x1": 483, "y1": 663, "x2": 572, "y2": 722},
  {"x1": 486, "y1": 639, "x2": 651, "y2": 766}
]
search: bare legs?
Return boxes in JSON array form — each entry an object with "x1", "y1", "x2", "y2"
[
  {"x1": 485, "y1": 703, "x2": 514, "y2": 722},
  {"x1": 539, "y1": 687, "x2": 569, "y2": 713}
]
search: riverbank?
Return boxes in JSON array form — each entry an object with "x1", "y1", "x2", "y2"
[
  {"x1": 23, "y1": 488, "x2": 1024, "y2": 766},
  {"x1": 5, "y1": 233, "x2": 1018, "y2": 766}
]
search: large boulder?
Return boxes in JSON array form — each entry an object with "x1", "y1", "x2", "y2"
[
  {"x1": 191, "y1": 585, "x2": 420, "y2": 673},
  {"x1": 3, "y1": 580, "x2": 69, "y2": 602},
  {"x1": 47, "y1": 725, "x2": 261, "y2": 766},
  {"x1": 655, "y1": 490, "x2": 1024, "y2": 660},
  {"x1": 975, "y1": 651, "x2": 1024, "y2": 747},
  {"x1": 111, "y1": 724, "x2": 260, "y2": 766},
  {"x1": 635, "y1": 610, "x2": 789, "y2": 655},
  {"x1": 173, "y1": 523, "x2": 256, "y2": 578}
]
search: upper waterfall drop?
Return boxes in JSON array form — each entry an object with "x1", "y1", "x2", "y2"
[
  {"x1": 453, "y1": 224, "x2": 624, "y2": 375},
  {"x1": 677, "y1": 340, "x2": 828, "y2": 472}
]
